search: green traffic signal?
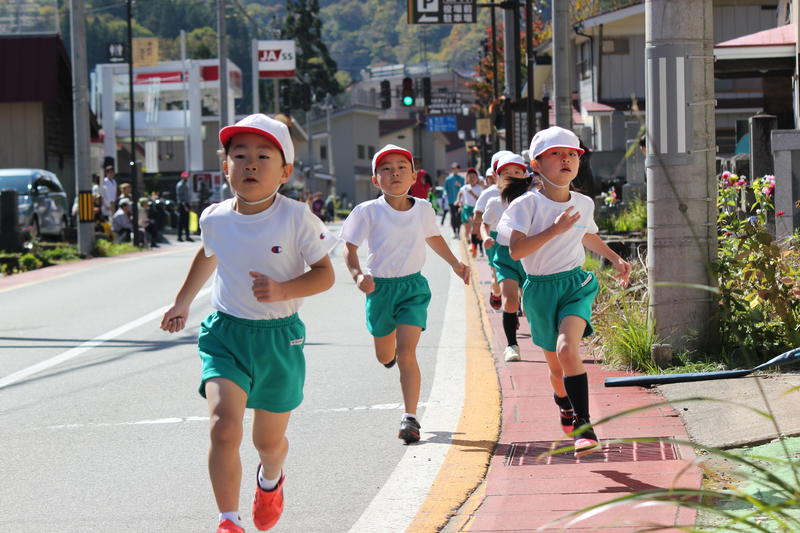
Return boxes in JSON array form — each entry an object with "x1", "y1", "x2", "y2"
[
  {"x1": 402, "y1": 95, "x2": 414, "y2": 107},
  {"x1": 401, "y1": 77, "x2": 415, "y2": 107}
]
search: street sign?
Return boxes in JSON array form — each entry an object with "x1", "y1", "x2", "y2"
[
  {"x1": 426, "y1": 115, "x2": 457, "y2": 132},
  {"x1": 132, "y1": 37, "x2": 159, "y2": 67},
  {"x1": 408, "y1": 0, "x2": 476, "y2": 25},
  {"x1": 428, "y1": 92, "x2": 463, "y2": 115},
  {"x1": 108, "y1": 42, "x2": 125, "y2": 63},
  {"x1": 256, "y1": 40, "x2": 296, "y2": 79}
]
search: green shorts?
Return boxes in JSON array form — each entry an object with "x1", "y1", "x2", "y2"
[
  {"x1": 366, "y1": 272, "x2": 431, "y2": 337},
  {"x1": 461, "y1": 205, "x2": 475, "y2": 224},
  {"x1": 493, "y1": 244, "x2": 527, "y2": 285},
  {"x1": 198, "y1": 311, "x2": 306, "y2": 413},
  {"x1": 486, "y1": 231, "x2": 499, "y2": 267},
  {"x1": 521, "y1": 267, "x2": 600, "y2": 352}
]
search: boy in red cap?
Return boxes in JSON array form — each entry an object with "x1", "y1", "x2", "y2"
[
  {"x1": 161, "y1": 114, "x2": 337, "y2": 533},
  {"x1": 340, "y1": 144, "x2": 470, "y2": 444}
]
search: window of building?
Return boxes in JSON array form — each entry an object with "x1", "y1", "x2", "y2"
[
  {"x1": 578, "y1": 41, "x2": 591, "y2": 80},
  {"x1": 320, "y1": 145, "x2": 327, "y2": 160},
  {"x1": 601, "y1": 38, "x2": 629, "y2": 55},
  {"x1": 357, "y1": 144, "x2": 365, "y2": 160},
  {"x1": 368, "y1": 146, "x2": 375, "y2": 158}
]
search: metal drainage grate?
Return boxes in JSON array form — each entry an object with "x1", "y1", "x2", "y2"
[{"x1": 503, "y1": 439, "x2": 679, "y2": 466}]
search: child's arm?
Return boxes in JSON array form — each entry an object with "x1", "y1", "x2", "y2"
[
  {"x1": 249, "y1": 255, "x2": 335, "y2": 302},
  {"x1": 160, "y1": 247, "x2": 217, "y2": 333},
  {"x1": 343, "y1": 242, "x2": 375, "y2": 294},
  {"x1": 480, "y1": 221, "x2": 495, "y2": 248},
  {"x1": 426, "y1": 235, "x2": 470, "y2": 285},
  {"x1": 582, "y1": 233, "x2": 631, "y2": 287},
  {"x1": 508, "y1": 206, "x2": 580, "y2": 260}
]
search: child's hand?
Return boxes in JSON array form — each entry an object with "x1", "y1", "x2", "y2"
[
  {"x1": 161, "y1": 303, "x2": 189, "y2": 333},
  {"x1": 250, "y1": 271, "x2": 287, "y2": 302},
  {"x1": 483, "y1": 237, "x2": 495, "y2": 249},
  {"x1": 452, "y1": 261, "x2": 470, "y2": 285},
  {"x1": 355, "y1": 273, "x2": 375, "y2": 294},
  {"x1": 552, "y1": 206, "x2": 581, "y2": 234},
  {"x1": 612, "y1": 257, "x2": 632, "y2": 287}
]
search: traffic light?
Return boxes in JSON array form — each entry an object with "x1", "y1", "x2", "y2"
[
  {"x1": 401, "y1": 77, "x2": 415, "y2": 107},
  {"x1": 422, "y1": 77, "x2": 432, "y2": 106},
  {"x1": 380, "y1": 80, "x2": 391, "y2": 109}
]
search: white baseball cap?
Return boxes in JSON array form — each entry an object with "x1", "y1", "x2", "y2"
[
  {"x1": 219, "y1": 113, "x2": 295, "y2": 164},
  {"x1": 372, "y1": 144, "x2": 414, "y2": 175},
  {"x1": 495, "y1": 153, "x2": 527, "y2": 175},
  {"x1": 485, "y1": 167, "x2": 494, "y2": 178},
  {"x1": 491, "y1": 150, "x2": 514, "y2": 171},
  {"x1": 529, "y1": 126, "x2": 584, "y2": 160}
]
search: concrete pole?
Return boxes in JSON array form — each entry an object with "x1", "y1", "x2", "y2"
[
  {"x1": 218, "y1": 0, "x2": 229, "y2": 127},
  {"x1": 645, "y1": 0, "x2": 717, "y2": 351},
  {"x1": 552, "y1": 0, "x2": 572, "y2": 128},
  {"x1": 69, "y1": 0, "x2": 95, "y2": 255},
  {"x1": 252, "y1": 39, "x2": 259, "y2": 114},
  {"x1": 794, "y1": 0, "x2": 799, "y2": 128},
  {"x1": 181, "y1": 30, "x2": 190, "y2": 174}
]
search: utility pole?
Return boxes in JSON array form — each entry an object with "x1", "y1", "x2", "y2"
[
  {"x1": 126, "y1": 0, "x2": 140, "y2": 246},
  {"x1": 552, "y1": 0, "x2": 572, "y2": 128},
  {"x1": 793, "y1": 0, "x2": 800, "y2": 127},
  {"x1": 502, "y1": 2, "x2": 518, "y2": 151},
  {"x1": 69, "y1": 0, "x2": 94, "y2": 255},
  {"x1": 218, "y1": 0, "x2": 229, "y2": 127},
  {"x1": 525, "y1": 0, "x2": 536, "y2": 143},
  {"x1": 645, "y1": 0, "x2": 717, "y2": 351},
  {"x1": 252, "y1": 39, "x2": 259, "y2": 113},
  {"x1": 181, "y1": 30, "x2": 190, "y2": 175}
]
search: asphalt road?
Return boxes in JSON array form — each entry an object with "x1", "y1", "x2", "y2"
[{"x1": 0, "y1": 224, "x2": 467, "y2": 533}]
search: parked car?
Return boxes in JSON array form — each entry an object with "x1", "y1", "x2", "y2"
[{"x1": 0, "y1": 168, "x2": 69, "y2": 239}]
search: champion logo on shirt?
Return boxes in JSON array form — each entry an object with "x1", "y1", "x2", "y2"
[
  {"x1": 319, "y1": 233, "x2": 326, "y2": 239},
  {"x1": 290, "y1": 337, "x2": 304, "y2": 346},
  {"x1": 271, "y1": 246, "x2": 283, "y2": 254}
]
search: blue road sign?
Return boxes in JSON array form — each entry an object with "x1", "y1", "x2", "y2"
[{"x1": 426, "y1": 115, "x2": 457, "y2": 132}]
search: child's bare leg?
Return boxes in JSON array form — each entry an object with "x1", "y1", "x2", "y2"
[
  {"x1": 556, "y1": 315, "x2": 587, "y2": 376},
  {"x1": 373, "y1": 332, "x2": 397, "y2": 365},
  {"x1": 252, "y1": 410, "x2": 292, "y2": 480},
  {"x1": 490, "y1": 267, "x2": 500, "y2": 296},
  {"x1": 501, "y1": 279, "x2": 519, "y2": 314},
  {"x1": 395, "y1": 324, "x2": 423, "y2": 414},
  {"x1": 205, "y1": 377, "x2": 247, "y2": 513},
  {"x1": 541, "y1": 349, "x2": 567, "y2": 397}
]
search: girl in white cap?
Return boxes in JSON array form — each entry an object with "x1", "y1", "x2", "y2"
[
  {"x1": 340, "y1": 144, "x2": 470, "y2": 444},
  {"x1": 499, "y1": 126, "x2": 631, "y2": 456},
  {"x1": 481, "y1": 153, "x2": 532, "y2": 363},
  {"x1": 161, "y1": 114, "x2": 337, "y2": 533}
]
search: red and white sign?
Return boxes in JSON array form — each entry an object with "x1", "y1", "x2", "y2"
[{"x1": 257, "y1": 40, "x2": 296, "y2": 79}]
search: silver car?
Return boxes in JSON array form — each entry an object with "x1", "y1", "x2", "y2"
[{"x1": 0, "y1": 168, "x2": 69, "y2": 239}]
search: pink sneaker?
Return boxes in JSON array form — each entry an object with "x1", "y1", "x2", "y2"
[
  {"x1": 216, "y1": 519, "x2": 245, "y2": 533},
  {"x1": 252, "y1": 467, "x2": 285, "y2": 530}
]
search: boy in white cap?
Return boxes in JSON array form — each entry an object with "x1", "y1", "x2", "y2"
[
  {"x1": 160, "y1": 114, "x2": 337, "y2": 533},
  {"x1": 474, "y1": 150, "x2": 514, "y2": 309},
  {"x1": 499, "y1": 126, "x2": 631, "y2": 456},
  {"x1": 340, "y1": 144, "x2": 470, "y2": 444}
]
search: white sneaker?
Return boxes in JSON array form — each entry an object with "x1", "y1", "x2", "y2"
[{"x1": 504, "y1": 345, "x2": 521, "y2": 362}]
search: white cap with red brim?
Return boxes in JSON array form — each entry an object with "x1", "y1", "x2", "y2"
[
  {"x1": 491, "y1": 150, "x2": 514, "y2": 171},
  {"x1": 529, "y1": 126, "x2": 584, "y2": 160},
  {"x1": 495, "y1": 153, "x2": 527, "y2": 174},
  {"x1": 219, "y1": 113, "x2": 295, "y2": 165},
  {"x1": 372, "y1": 144, "x2": 414, "y2": 176}
]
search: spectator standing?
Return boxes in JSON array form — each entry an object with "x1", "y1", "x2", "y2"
[
  {"x1": 175, "y1": 171, "x2": 194, "y2": 242},
  {"x1": 311, "y1": 192, "x2": 325, "y2": 220},
  {"x1": 101, "y1": 165, "x2": 118, "y2": 220}
]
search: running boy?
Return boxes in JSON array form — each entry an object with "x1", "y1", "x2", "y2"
[
  {"x1": 481, "y1": 153, "x2": 531, "y2": 363},
  {"x1": 457, "y1": 168, "x2": 484, "y2": 256},
  {"x1": 341, "y1": 144, "x2": 470, "y2": 444},
  {"x1": 160, "y1": 114, "x2": 337, "y2": 533},
  {"x1": 500, "y1": 127, "x2": 631, "y2": 456}
]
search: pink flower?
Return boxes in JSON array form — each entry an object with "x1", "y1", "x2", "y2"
[
  {"x1": 776, "y1": 210, "x2": 785, "y2": 216},
  {"x1": 721, "y1": 171, "x2": 731, "y2": 180},
  {"x1": 763, "y1": 186, "x2": 771, "y2": 195},
  {"x1": 737, "y1": 180, "x2": 746, "y2": 186}
]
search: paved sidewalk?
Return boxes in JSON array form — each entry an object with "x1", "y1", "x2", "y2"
[{"x1": 448, "y1": 252, "x2": 702, "y2": 532}]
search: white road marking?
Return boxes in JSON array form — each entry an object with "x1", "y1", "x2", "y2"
[
  {"x1": 347, "y1": 267, "x2": 466, "y2": 533},
  {"x1": 0, "y1": 287, "x2": 212, "y2": 390}
]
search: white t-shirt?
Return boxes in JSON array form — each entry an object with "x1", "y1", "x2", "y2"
[
  {"x1": 498, "y1": 190, "x2": 598, "y2": 276},
  {"x1": 474, "y1": 184, "x2": 499, "y2": 213},
  {"x1": 459, "y1": 184, "x2": 483, "y2": 207},
  {"x1": 102, "y1": 178, "x2": 117, "y2": 216},
  {"x1": 200, "y1": 195, "x2": 337, "y2": 320},
  {"x1": 482, "y1": 196, "x2": 509, "y2": 241},
  {"x1": 339, "y1": 196, "x2": 441, "y2": 278}
]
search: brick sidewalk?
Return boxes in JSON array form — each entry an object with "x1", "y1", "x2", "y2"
[{"x1": 455, "y1": 253, "x2": 702, "y2": 532}]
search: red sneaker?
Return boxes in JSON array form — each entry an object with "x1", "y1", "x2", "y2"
[
  {"x1": 217, "y1": 520, "x2": 245, "y2": 533},
  {"x1": 489, "y1": 292, "x2": 502, "y2": 310},
  {"x1": 252, "y1": 467, "x2": 285, "y2": 530}
]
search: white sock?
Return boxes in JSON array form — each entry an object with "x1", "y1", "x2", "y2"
[
  {"x1": 403, "y1": 412, "x2": 417, "y2": 421},
  {"x1": 258, "y1": 465, "x2": 282, "y2": 491},
  {"x1": 219, "y1": 511, "x2": 242, "y2": 527}
]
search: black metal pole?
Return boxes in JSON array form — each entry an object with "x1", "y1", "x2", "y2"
[
  {"x1": 127, "y1": 0, "x2": 139, "y2": 245},
  {"x1": 525, "y1": 0, "x2": 535, "y2": 142},
  {"x1": 490, "y1": 5, "x2": 499, "y2": 151}
]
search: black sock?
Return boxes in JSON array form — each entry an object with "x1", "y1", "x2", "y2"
[
  {"x1": 563, "y1": 373, "x2": 590, "y2": 421},
  {"x1": 502, "y1": 312, "x2": 518, "y2": 346},
  {"x1": 554, "y1": 393, "x2": 573, "y2": 411}
]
